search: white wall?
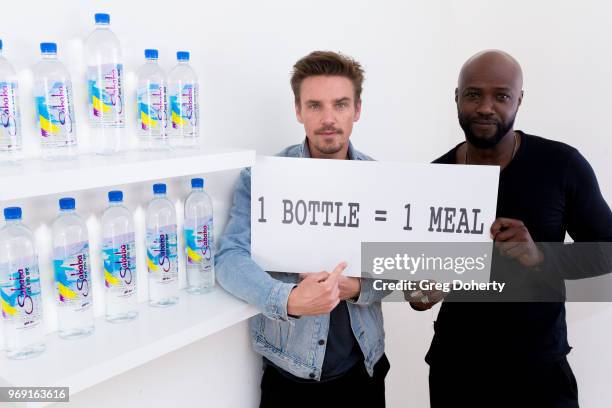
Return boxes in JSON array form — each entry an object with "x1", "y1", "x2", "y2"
[{"x1": 1, "y1": 1, "x2": 611, "y2": 407}]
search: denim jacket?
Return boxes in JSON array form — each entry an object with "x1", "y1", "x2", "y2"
[{"x1": 216, "y1": 139, "x2": 387, "y2": 381}]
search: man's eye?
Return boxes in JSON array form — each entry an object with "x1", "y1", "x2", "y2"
[
  {"x1": 497, "y1": 94, "x2": 510, "y2": 101},
  {"x1": 309, "y1": 104, "x2": 320, "y2": 110},
  {"x1": 336, "y1": 102, "x2": 348, "y2": 108},
  {"x1": 466, "y1": 92, "x2": 479, "y2": 98}
]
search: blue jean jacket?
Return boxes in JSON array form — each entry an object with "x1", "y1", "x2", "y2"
[{"x1": 216, "y1": 139, "x2": 387, "y2": 381}]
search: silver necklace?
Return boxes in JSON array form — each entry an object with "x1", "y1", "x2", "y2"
[{"x1": 465, "y1": 132, "x2": 519, "y2": 165}]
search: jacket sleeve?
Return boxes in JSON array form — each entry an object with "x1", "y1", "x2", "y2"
[
  {"x1": 215, "y1": 168, "x2": 297, "y2": 321},
  {"x1": 347, "y1": 278, "x2": 394, "y2": 305}
]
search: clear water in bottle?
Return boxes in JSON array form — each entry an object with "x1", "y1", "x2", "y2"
[
  {"x1": 32, "y1": 42, "x2": 77, "y2": 160},
  {"x1": 101, "y1": 191, "x2": 138, "y2": 322},
  {"x1": 85, "y1": 13, "x2": 126, "y2": 155},
  {"x1": 167, "y1": 51, "x2": 199, "y2": 148},
  {"x1": 137, "y1": 49, "x2": 168, "y2": 150},
  {"x1": 146, "y1": 183, "x2": 179, "y2": 306},
  {"x1": 0, "y1": 39, "x2": 22, "y2": 162},
  {"x1": 52, "y1": 198, "x2": 95, "y2": 339},
  {"x1": 184, "y1": 178, "x2": 215, "y2": 294},
  {"x1": 0, "y1": 207, "x2": 46, "y2": 359}
]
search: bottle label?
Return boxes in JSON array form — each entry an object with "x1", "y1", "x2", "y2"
[
  {"x1": 0, "y1": 257, "x2": 44, "y2": 330},
  {"x1": 169, "y1": 83, "x2": 199, "y2": 135},
  {"x1": 137, "y1": 83, "x2": 167, "y2": 134},
  {"x1": 87, "y1": 63, "x2": 125, "y2": 126},
  {"x1": 53, "y1": 241, "x2": 92, "y2": 311},
  {"x1": 102, "y1": 232, "x2": 136, "y2": 298},
  {"x1": 146, "y1": 225, "x2": 178, "y2": 283},
  {"x1": 34, "y1": 80, "x2": 77, "y2": 147},
  {"x1": 184, "y1": 216, "x2": 213, "y2": 269},
  {"x1": 0, "y1": 81, "x2": 20, "y2": 147}
]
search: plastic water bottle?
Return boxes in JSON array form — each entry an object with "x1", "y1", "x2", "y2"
[
  {"x1": 52, "y1": 198, "x2": 94, "y2": 339},
  {"x1": 0, "y1": 39, "x2": 22, "y2": 161},
  {"x1": 33, "y1": 42, "x2": 77, "y2": 160},
  {"x1": 146, "y1": 183, "x2": 179, "y2": 306},
  {"x1": 101, "y1": 191, "x2": 138, "y2": 322},
  {"x1": 85, "y1": 13, "x2": 126, "y2": 155},
  {"x1": 167, "y1": 51, "x2": 199, "y2": 148},
  {"x1": 184, "y1": 178, "x2": 215, "y2": 294},
  {"x1": 0, "y1": 207, "x2": 46, "y2": 359},
  {"x1": 137, "y1": 49, "x2": 168, "y2": 150}
]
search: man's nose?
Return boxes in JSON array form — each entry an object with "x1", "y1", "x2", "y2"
[
  {"x1": 476, "y1": 97, "x2": 495, "y2": 116},
  {"x1": 321, "y1": 106, "x2": 336, "y2": 125}
]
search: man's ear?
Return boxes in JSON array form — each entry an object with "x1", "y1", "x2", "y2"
[
  {"x1": 454, "y1": 87, "x2": 459, "y2": 103},
  {"x1": 354, "y1": 99, "x2": 362, "y2": 122},
  {"x1": 518, "y1": 90, "x2": 524, "y2": 107},
  {"x1": 295, "y1": 101, "x2": 304, "y2": 124}
]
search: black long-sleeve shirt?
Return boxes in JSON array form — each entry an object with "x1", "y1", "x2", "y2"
[{"x1": 426, "y1": 131, "x2": 612, "y2": 365}]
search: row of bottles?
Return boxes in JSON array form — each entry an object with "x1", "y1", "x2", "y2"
[
  {"x1": 0, "y1": 13, "x2": 200, "y2": 161},
  {"x1": 137, "y1": 49, "x2": 199, "y2": 151},
  {"x1": 0, "y1": 178, "x2": 214, "y2": 360}
]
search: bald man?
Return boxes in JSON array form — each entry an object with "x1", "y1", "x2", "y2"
[{"x1": 414, "y1": 50, "x2": 612, "y2": 407}]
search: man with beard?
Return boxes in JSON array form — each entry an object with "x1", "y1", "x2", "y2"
[
  {"x1": 414, "y1": 50, "x2": 612, "y2": 407},
  {"x1": 216, "y1": 51, "x2": 389, "y2": 407}
]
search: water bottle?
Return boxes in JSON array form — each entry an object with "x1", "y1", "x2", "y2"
[
  {"x1": 184, "y1": 178, "x2": 215, "y2": 294},
  {"x1": 0, "y1": 39, "x2": 22, "y2": 161},
  {"x1": 0, "y1": 207, "x2": 45, "y2": 359},
  {"x1": 137, "y1": 49, "x2": 168, "y2": 150},
  {"x1": 52, "y1": 198, "x2": 94, "y2": 339},
  {"x1": 33, "y1": 42, "x2": 77, "y2": 160},
  {"x1": 167, "y1": 51, "x2": 199, "y2": 148},
  {"x1": 146, "y1": 183, "x2": 179, "y2": 306},
  {"x1": 85, "y1": 13, "x2": 126, "y2": 155},
  {"x1": 101, "y1": 191, "x2": 138, "y2": 322}
]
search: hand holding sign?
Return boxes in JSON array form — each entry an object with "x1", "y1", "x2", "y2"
[
  {"x1": 287, "y1": 262, "x2": 348, "y2": 316},
  {"x1": 491, "y1": 218, "x2": 544, "y2": 268},
  {"x1": 338, "y1": 274, "x2": 361, "y2": 301},
  {"x1": 405, "y1": 280, "x2": 448, "y2": 311}
]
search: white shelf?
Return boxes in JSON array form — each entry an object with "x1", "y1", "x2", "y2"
[
  {"x1": 0, "y1": 287, "x2": 259, "y2": 405},
  {"x1": 0, "y1": 147, "x2": 255, "y2": 201}
]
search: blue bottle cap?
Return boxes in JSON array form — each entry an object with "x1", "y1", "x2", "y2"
[
  {"x1": 4, "y1": 207, "x2": 22, "y2": 220},
  {"x1": 0, "y1": 39, "x2": 3, "y2": 51},
  {"x1": 108, "y1": 190, "x2": 123, "y2": 202},
  {"x1": 191, "y1": 178, "x2": 204, "y2": 189},
  {"x1": 95, "y1": 13, "x2": 110, "y2": 24},
  {"x1": 153, "y1": 183, "x2": 167, "y2": 194},
  {"x1": 177, "y1": 51, "x2": 190, "y2": 61},
  {"x1": 40, "y1": 42, "x2": 57, "y2": 54},
  {"x1": 145, "y1": 49, "x2": 159, "y2": 60},
  {"x1": 59, "y1": 197, "x2": 76, "y2": 210}
]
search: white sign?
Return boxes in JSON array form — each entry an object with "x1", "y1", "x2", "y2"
[{"x1": 251, "y1": 156, "x2": 499, "y2": 276}]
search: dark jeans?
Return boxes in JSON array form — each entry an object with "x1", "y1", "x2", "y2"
[
  {"x1": 260, "y1": 354, "x2": 390, "y2": 408},
  {"x1": 429, "y1": 357, "x2": 579, "y2": 408}
]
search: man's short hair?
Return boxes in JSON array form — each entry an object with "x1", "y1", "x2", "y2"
[{"x1": 290, "y1": 51, "x2": 365, "y2": 106}]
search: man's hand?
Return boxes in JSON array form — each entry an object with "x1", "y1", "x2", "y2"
[
  {"x1": 338, "y1": 275, "x2": 361, "y2": 301},
  {"x1": 491, "y1": 218, "x2": 544, "y2": 268},
  {"x1": 405, "y1": 280, "x2": 447, "y2": 311},
  {"x1": 287, "y1": 262, "x2": 347, "y2": 316}
]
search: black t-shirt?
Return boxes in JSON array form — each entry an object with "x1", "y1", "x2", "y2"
[
  {"x1": 320, "y1": 300, "x2": 363, "y2": 379},
  {"x1": 426, "y1": 131, "x2": 612, "y2": 365}
]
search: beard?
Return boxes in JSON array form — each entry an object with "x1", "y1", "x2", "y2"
[
  {"x1": 458, "y1": 111, "x2": 516, "y2": 149},
  {"x1": 310, "y1": 126, "x2": 345, "y2": 155},
  {"x1": 312, "y1": 139, "x2": 345, "y2": 155}
]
